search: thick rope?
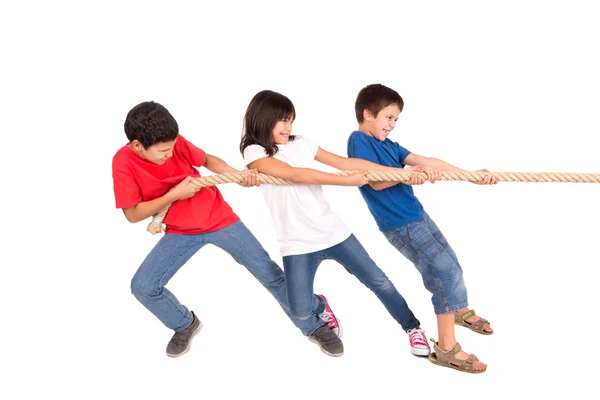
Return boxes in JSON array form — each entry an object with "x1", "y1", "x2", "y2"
[{"x1": 146, "y1": 170, "x2": 600, "y2": 234}]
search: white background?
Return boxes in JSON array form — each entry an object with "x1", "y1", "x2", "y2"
[{"x1": 2, "y1": 0, "x2": 599, "y2": 398}]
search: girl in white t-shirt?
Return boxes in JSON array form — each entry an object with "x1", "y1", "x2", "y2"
[{"x1": 240, "y1": 90, "x2": 430, "y2": 357}]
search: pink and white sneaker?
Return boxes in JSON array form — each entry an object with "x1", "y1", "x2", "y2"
[
  {"x1": 317, "y1": 294, "x2": 343, "y2": 338},
  {"x1": 407, "y1": 327, "x2": 431, "y2": 356}
]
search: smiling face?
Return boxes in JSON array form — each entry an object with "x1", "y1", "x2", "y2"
[
  {"x1": 271, "y1": 115, "x2": 294, "y2": 145},
  {"x1": 130, "y1": 139, "x2": 176, "y2": 165},
  {"x1": 361, "y1": 103, "x2": 402, "y2": 141}
]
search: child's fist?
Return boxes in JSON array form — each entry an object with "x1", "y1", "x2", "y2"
[
  {"x1": 170, "y1": 176, "x2": 200, "y2": 200},
  {"x1": 347, "y1": 170, "x2": 369, "y2": 187},
  {"x1": 474, "y1": 168, "x2": 498, "y2": 185},
  {"x1": 238, "y1": 169, "x2": 260, "y2": 187}
]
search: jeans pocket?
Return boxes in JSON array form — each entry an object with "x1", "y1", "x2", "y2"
[
  {"x1": 384, "y1": 228, "x2": 417, "y2": 263},
  {"x1": 384, "y1": 229, "x2": 405, "y2": 249}
]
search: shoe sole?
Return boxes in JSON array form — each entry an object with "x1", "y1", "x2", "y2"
[
  {"x1": 166, "y1": 321, "x2": 204, "y2": 358},
  {"x1": 411, "y1": 347, "x2": 431, "y2": 357},
  {"x1": 307, "y1": 336, "x2": 344, "y2": 357},
  {"x1": 428, "y1": 352, "x2": 486, "y2": 373}
]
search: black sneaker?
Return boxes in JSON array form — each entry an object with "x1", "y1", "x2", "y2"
[
  {"x1": 308, "y1": 325, "x2": 344, "y2": 357},
  {"x1": 166, "y1": 311, "x2": 203, "y2": 357}
]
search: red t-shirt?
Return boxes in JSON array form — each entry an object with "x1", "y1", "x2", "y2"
[{"x1": 112, "y1": 135, "x2": 239, "y2": 234}]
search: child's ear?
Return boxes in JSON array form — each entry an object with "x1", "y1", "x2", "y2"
[
  {"x1": 363, "y1": 109, "x2": 374, "y2": 122},
  {"x1": 130, "y1": 139, "x2": 144, "y2": 152}
]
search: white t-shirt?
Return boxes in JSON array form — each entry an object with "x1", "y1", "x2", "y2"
[{"x1": 243, "y1": 136, "x2": 352, "y2": 256}]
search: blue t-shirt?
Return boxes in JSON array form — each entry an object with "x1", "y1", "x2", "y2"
[{"x1": 347, "y1": 130, "x2": 424, "y2": 231}]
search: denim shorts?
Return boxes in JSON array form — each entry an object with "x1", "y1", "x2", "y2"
[{"x1": 383, "y1": 212, "x2": 468, "y2": 314}]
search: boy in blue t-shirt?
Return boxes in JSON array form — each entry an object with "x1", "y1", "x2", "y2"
[{"x1": 347, "y1": 84, "x2": 498, "y2": 373}]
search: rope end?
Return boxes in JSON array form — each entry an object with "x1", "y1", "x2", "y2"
[{"x1": 147, "y1": 217, "x2": 165, "y2": 235}]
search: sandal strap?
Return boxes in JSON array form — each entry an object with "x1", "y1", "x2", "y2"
[
  {"x1": 451, "y1": 342, "x2": 462, "y2": 353},
  {"x1": 435, "y1": 342, "x2": 479, "y2": 371},
  {"x1": 433, "y1": 342, "x2": 462, "y2": 362},
  {"x1": 456, "y1": 309, "x2": 491, "y2": 333},
  {"x1": 466, "y1": 354, "x2": 478, "y2": 364},
  {"x1": 455, "y1": 309, "x2": 475, "y2": 322},
  {"x1": 472, "y1": 318, "x2": 488, "y2": 331}
]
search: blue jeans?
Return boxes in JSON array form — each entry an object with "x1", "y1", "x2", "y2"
[
  {"x1": 130, "y1": 220, "x2": 324, "y2": 335},
  {"x1": 282, "y1": 234, "x2": 420, "y2": 332},
  {"x1": 383, "y1": 212, "x2": 469, "y2": 315}
]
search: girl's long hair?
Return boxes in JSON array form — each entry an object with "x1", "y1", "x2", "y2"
[{"x1": 240, "y1": 90, "x2": 296, "y2": 157}]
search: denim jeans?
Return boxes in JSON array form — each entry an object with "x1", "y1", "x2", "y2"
[
  {"x1": 282, "y1": 234, "x2": 420, "y2": 332},
  {"x1": 130, "y1": 220, "x2": 324, "y2": 335},
  {"x1": 383, "y1": 212, "x2": 468, "y2": 315}
]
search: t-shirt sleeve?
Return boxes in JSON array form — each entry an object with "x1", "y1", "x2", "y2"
[
  {"x1": 347, "y1": 133, "x2": 379, "y2": 164},
  {"x1": 243, "y1": 144, "x2": 269, "y2": 166},
  {"x1": 297, "y1": 136, "x2": 319, "y2": 158},
  {"x1": 112, "y1": 153, "x2": 142, "y2": 209},
  {"x1": 176, "y1": 135, "x2": 206, "y2": 167},
  {"x1": 395, "y1": 143, "x2": 411, "y2": 164}
]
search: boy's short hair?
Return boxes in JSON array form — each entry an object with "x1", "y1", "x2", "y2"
[
  {"x1": 355, "y1": 84, "x2": 404, "y2": 123},
  {"x1": 124, "y1": 101, "x2": 179, "y2": 148}
]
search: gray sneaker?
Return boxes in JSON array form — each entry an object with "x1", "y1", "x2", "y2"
[
  {"x1": 308, "y1": 325, "x2": 344, "y2": 357},
  {"x1": 166, "y1": 312, "x2": 203, "y2": 357}
]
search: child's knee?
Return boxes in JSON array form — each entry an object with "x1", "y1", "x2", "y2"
[
  {"x1": 445, "y1": 274, "x2": 468, "y2": 303},
  {"x1": 130, "y1": 275, "x2": 160, "y2": 299},
  {"x1": 290, "y1": 301, "x2": 313, "y2": 320},
  {"x1": 359, "y1": 269, "x2": 394, "y2": 294},
  {"x1": 370, "y1": 276, "x2": 395, "y2": 295},
  {"x1": 294, "y1": 312, "x2": 312, "y2": 320}
]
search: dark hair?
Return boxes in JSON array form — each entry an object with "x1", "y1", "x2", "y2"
[
  {"x1": 355, "y1": 84, "x2": 404, "y2": 123},
  {"x1": 240, "y1": 90, "x2": 296, "y2": 157},
  {"x1": 124, "y1": 101, "x2": 179, "y2": 149}
]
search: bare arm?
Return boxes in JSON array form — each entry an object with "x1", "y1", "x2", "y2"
[
  {"x1": 368, "y1": 181, "x2": 402, "y2": 191},
  {"x1": 315, "y1": 147, "x2": 424, "y2": 191},
  {"x1": 203, "y1": 154, "x2": 240, "y2": 174},
  {"x1": 204, "y1": 153, "x2": 260, "y2": 187},
  {"x1": 403, "y1": 153, "x2": 463, "y2": 173},
  {"x1": 122, "y1": 193, "x2": 178, "y2": 223},
  {"x1": 404, "y1": 153, "x2": 498, "y2": 184},
  {"x1": 123, "y1": 155, "x2": 261, "y2": 224},
  {"x1": 315, "y1": 147, "x2": 402, "y2": 173},
  {"x1": 122, "y1": 176, "x2": 198, "y2": 223},
  {"x1": 248, "y1": 156, "x2": 367, "y2": 186}
]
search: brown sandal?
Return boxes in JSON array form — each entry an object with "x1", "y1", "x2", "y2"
[
  {"x1": 455, "y1": 309, "x2": 493, "y2": 335},
  {"x1": 428, "y1": 339, "x2": 486, "y2": 373}
]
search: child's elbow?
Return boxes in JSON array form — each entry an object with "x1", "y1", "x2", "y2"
[
  {"x1": 288, "y1": 170, "x2": 305, "y2": 184},
  {"x1": 122, "y1": 209, "x2": 139, "y2": 224}
]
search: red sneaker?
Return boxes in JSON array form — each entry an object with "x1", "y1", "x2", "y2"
[
  {"x1": 407, "y1": 327, "x2": 431, "y2": 356},
  {"x1": 317, "y1": 294, "x2": 343, "y2": 338}
]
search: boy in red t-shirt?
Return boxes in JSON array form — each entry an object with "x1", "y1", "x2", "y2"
[{"x1": 112, "y1": 101, "x2": 342, "y2": 357}]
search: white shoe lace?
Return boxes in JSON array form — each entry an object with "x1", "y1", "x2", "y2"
[
  {"x1": 319, "y1": 311, "x2": 334, "y2": 325},
  {"x1": 408, "y1": 328, "x2": 428, "y2": 347}
]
